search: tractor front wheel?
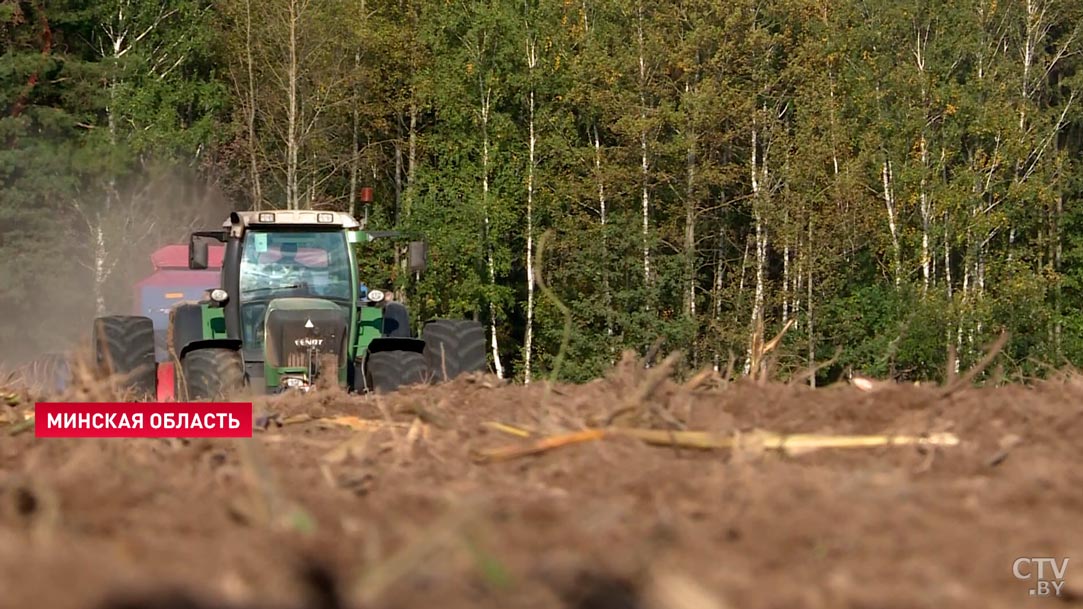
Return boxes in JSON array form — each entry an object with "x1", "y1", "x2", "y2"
[
  {"x1": 178, "y1": 348, "x2": 245, "y2": 401},
  {"x1": 381, "y1": 302, "x2": 412, "y2": 338},
  {"x1": 93, "y1": 315, "x2": 157, "y2": 399},
  {"x1": 422, "y1": 319, "x2": 487, "y2": 383},
  {"x1": 365, "y1": 350, "x2": 428, "y2": 393}
]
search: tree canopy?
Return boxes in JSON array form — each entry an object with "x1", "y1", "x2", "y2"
[{"x1": 2, "y1": 0, "x2": 1082, "y2": 384}]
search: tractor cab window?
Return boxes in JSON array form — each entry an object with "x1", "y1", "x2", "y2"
[
  {"x1": 238, "y1": 230, "x2": 352, "y2": 356},
  {"x1": 239, "y1": 230, "x2": 352, "y2": 302}
]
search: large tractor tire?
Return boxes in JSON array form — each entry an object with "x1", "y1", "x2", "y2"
[
  {"x1": 178, "y1": 348, "x2": 245, "y2": 401},
  {"x1": 93, "y1": 315, "x2": 157, "y2": 399},
  {"x1": 365, "y1": 350, "x2": 428, "y2": 393},
  {"x1": 422, "y1": 319, "x2": 487, "y2": 383}
]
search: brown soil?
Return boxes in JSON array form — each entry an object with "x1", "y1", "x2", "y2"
[{"x1": 2, "y1": 361, "x2": 1082, "y2": 609}]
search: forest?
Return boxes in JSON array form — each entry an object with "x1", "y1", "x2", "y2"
[{"x1": 2, "y1": 0, "x2": 1081, "y2": 384}]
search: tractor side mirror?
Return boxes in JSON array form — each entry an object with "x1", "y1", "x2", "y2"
[
  {"x1": 408, "y1": 241, "x2": 428, "y2": 273},
  {"x1": 189, "y1": 237, "x2": 209, "y2": 270}
]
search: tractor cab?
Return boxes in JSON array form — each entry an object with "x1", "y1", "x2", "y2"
[{"x1": 234, "y1": 225, "x2": 355, "y2": 386}]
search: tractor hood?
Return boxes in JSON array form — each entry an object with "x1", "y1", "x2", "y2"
[{"x1": 263, "y1": 298, "x2": 348, "y2": 370}]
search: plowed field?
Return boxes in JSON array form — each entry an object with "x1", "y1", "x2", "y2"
[{"x1": 2, "y1": 359, "x2": 1082, "y2": 609}]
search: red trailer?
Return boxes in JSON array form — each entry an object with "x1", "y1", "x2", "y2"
[{"x1": 133, "y1": 244, "x2": 224, "y2": 399}]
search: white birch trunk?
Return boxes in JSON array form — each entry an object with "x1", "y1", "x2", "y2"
[
  {"x1": 637, "y1": 0, "x2": 650, "y2": 288},
  {"x1": 745, "y1": 124, "x2": 766, "y2": 376},
  {"x1": 407, "y1": 101, "x2": 417, "y2": 217},
  {"x1": 977, "y1": 241, "x2": 986, "y2": 339},
  {"x1": 1021, "y1": 0, "x2": 1039, "y2": 130},
  {"x1": 915, "y1": 27, "x2": 932, "y2": 294},
  {"x1": 1054, "y1": 194, "x2": 1062, "y2": 351},
  {"x1": 738, "y1": 235, "x2": 750, "y2": 311},
  {"x1": 685, "y1": 97, "x2": 697, "y2": 319},
  {"x1": 480, "y1": 87, "x2": 504, "y2": 379},
  {"x1": 594, "y1": 125, "x2": 612, "y2": 338},
  {"x1": 881, "y1": 159, "x2": 901, "y2": 287},
  {"x1": 94, "y1": 225, "x2": 108, "y2": 316},
  {"x1": 712, "y1": 225, "x2": 725, "y2": 371},
  {"x1": 97, "y1": 3, "x2": 129, "y2": 314},
  {"x1": 394, "y1": 116, "x2": 403, "y2": 220},
  {"x1": 944, "y1": 213, "x2": 952, "y2": 301},
  {"x1": 349, "y1": 51, "x2": 360, "y2": 219},
  {"x1": 244, "y1": 0, "x2": 262, "y2": 210},
  {"x1": 794, "y1": 233, "x2": 803, "y2": 330},
  {"x1": 807, "y1": 217, "x2": 815, "y2": 387},
  {"x1": 523, "y1": 37, "x2": 537, "y2": 384},
  {"x1": 782, "y1": 242, "x2": 790, "y2": 325},
  {"x1": 744, "y1": 216, "x2": 767, "y2": 376},
  {"x1": 286, "y1": 0, "x2": 300, "y2": 210},
  {"x1": 956, "y1": 263, "x2": 969, "y2": 375}
]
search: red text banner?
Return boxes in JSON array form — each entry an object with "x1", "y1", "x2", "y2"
[{"x1": 34, "y1": 402, "x2": 253, "y2": 438}]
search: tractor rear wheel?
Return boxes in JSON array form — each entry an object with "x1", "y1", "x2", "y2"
[
  {"x1": 93, "y1": 315, "x2": 157, "y2": 399},
  {"x1": 179, "y1": 348, "x2": 245, "y2": 401},
  {"x1": 366, "y1": 350, "x2": 428, "y2": 393},
  {"x1": 422, "y1": 319, "x2": 487, "y2": 383}
]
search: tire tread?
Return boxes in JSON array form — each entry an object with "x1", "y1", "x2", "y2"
[
  {"x1": 422, "y1": 319, "x2": 487, "y2": 382},
  {"x1": 93, "y1": 315, "x2": 157, "y2": 398},
  {"x1": 180, "y1": 348, "x2": 245, "y2": 400},
  {"x1": 367, "y1": 350, "x2": 427, "y2": 393}
]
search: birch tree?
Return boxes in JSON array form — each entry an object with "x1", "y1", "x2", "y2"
[
  {"x1": 77, "y1": 0, "x2": 221, "y2": 314},
  {"x1": 220, "y1": 0, "x2": 357, "y2": 210},
  {"x1": 522, "y1": 20, "x2": 538, "y2": 383}
]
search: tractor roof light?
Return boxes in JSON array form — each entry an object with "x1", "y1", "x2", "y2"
[
  {"x1": 367, "y1": 289, "x2": 385, "y2": 303},
  {"x1": 222, "y1": 211, "x2": 360, "y2": 229},
  {"x1": 210, "y1": 289, "x2": 229, "y2": 303}
]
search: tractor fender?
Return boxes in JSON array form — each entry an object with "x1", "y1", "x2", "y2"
[
  {"x1": 365, "y1": 337, "x2": 425, "y2": 355},
  {"x1": 169, "y1": 303, "x2": 241, "y2": 359},
  {"x1": 181, "y1": 338, "x2": 243, "y2": 358}
]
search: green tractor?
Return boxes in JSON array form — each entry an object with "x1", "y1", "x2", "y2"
[{"x1": 91, "y1": 210, "x2": 488, "y2": 400}]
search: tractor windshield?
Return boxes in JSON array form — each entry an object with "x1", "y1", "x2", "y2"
[
  {"x1": 238, "y1": 230, "x2": 352, "y2": 357},
  {"x1": 239, "y1": 230, "x2": 352, "y2": 301}
]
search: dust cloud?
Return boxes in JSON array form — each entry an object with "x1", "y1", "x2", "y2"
[{"x1": 0, "y1": 168, "x2": 233, "y2": 369}]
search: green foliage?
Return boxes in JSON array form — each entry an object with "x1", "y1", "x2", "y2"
[{"x1": 4, "y1": 0, "x2": 1083, "y2": 383}]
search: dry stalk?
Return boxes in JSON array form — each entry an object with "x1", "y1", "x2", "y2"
[
  {"x1": 938, "y1": 329, "x2": 1009, "y2": 397},
  {"x1": 604, "y1": 351, "x2": 683, "y2": 427},
  {"x1": 752, "y1": 318, "x2": 795, "y2": 384},
  {"x1": 787, "y1": 346, "x2": 842, "y2": 386},
  {"x1": 325, "y1": 416, "x2": 410, "y2": 432},
  {"x1": 723, "y1": 350, "x2": 736, "y2": 383},
  {"x1": 682, "y1": 368, "x2": 721, "y2": 391},
  {"x1": 482, "y1": 421, "x2": 534, "y2": 438},
  {"x1": 472, "y1": 429, "x2": 606, "y2": 462},
  {"x1": 472, "y1": 426, "x2": 960, "y2": 463}
]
